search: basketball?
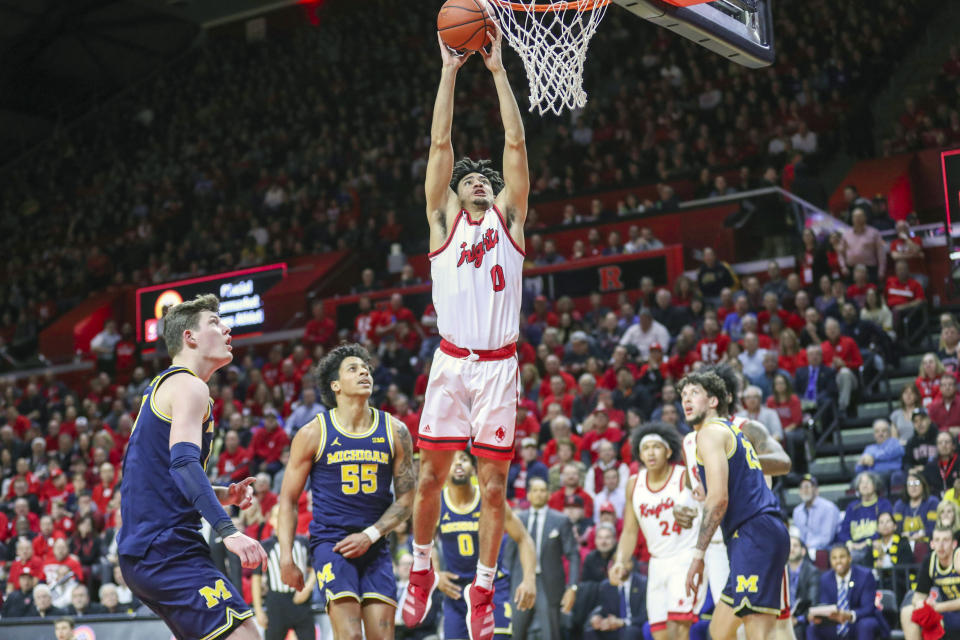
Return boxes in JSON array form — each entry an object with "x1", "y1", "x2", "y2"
[{"x1": 437, "y1": 0, "x2": 493, "y2": 52}]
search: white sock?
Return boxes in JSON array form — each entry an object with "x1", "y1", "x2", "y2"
[
  {"x1": 476, "y1": 562, "x2": 496, "y2": 590},
  {"x1": 412, "y1": 542, "x2": 433, "y2": 572}
]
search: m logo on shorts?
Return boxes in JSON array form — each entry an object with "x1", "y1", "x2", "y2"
[
  {"x1": 735, "y1": 575, "x2": 759, "y2": 593},
  {"x1": 198, "y1": 579, "x2": 232, "y2": 608}
]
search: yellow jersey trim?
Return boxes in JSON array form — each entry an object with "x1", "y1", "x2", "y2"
[
  {"x1": 719, "y1": 594, "x2": 781, "y2": 616},
  {"x1": 326, "y1": 589, "x2": 361, "y2": 603},
  {"x1": 313, "y1": 414, "x2": 328, "y2": 462},
  {"x1": 329, "y1": 407, "x2": 379, "y2": 439},
  {"x1": 148, "y1": 366, "x2": 202, "y2": 423},
  {"x1": 442, "y1": 486, "x2": 481, "y2": 515},
  {"x1": 361, "y1": 592, "x2": 398, "y2": 607},
  {"x1": 198, "y1": 606, "x2": 253, "y2": 640},
  {"x1": 693, "y1": 419, "x2": 736, "y2": 465},
  {"x1": 386, "y1": 412, "x2": 396, "y2": 458}
]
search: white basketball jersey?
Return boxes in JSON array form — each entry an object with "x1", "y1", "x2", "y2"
[
  {"x1": 682, "y1": 427, "x2": 727, "y2": 545},
  {"x1": 632, "y1": 464, "x2": 699, "y2": 559},
  {"x1": 429, "y1": 206, "x2": 523, "y2": 350}
]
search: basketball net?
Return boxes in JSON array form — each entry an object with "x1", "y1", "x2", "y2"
[{"x1": 485, "y1": 0, "x2": 611, "y2": 116}]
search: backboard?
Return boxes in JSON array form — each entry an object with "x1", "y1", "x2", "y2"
[{"x1": 612, "y1": 0, "x2": 775, "y2": 68}]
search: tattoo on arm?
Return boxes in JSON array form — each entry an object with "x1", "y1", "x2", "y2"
[
  {"x1": 741, "y1": 422, "x2": 772, "y2": 454},
  {"x1": 696, "y1": 501, "x2": 726, "y2": 551},
  {"x1": 372, "y1": 420, "x2": 416, "y2": 535}
]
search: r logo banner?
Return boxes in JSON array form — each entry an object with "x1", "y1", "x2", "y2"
[{"x1": 598, "y1": 266, "x2": 623, "y2": 292}]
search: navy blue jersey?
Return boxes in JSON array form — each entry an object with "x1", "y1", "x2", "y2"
[
  {"x1": 439, "y1": 487, "x2": 508, "y2": 584},
  {"x1": 118, "y1": 366, "x2": 216, "y2": 558},
  {"x1": 696, "y1": 417, "x2": 780, "y2": 540},
  {"x1": 309, "y1": 407, "x2": 395, "y2": 543}
]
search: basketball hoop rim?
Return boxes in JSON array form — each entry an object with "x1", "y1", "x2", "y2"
[{"x1": 487, "y1": 0, "x2": 610, "y2": 13}]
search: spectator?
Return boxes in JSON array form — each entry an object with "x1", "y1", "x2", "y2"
[
  {"x1": 286, "y1": 388, "x2": 324, "y2": 436},
  {"x1": 89, "y1": 320, "x2": 121, "y2": 374},
  {"x1": 938, "y1": 318, "x2": 960, "y2": 374},
  {"x1": 871, "y1": 512, "x2": 912, "y2": 594},
  {"x1": 542, "y1": 416, "x2": 582, "y2": 466},
  {"x1": 1, "y1": 566, "x2": 37, "y2": 617},
  {"x1": 581, "y1": 522, "x2": 618, "y2": 583},
  {"x1": 890, "y1": 383, "x2": 922, "y2": 443},
  {"x1": 768, "y1": 373, "x2": 806, "y2": 472},
  {"x1": 63, "y1": 583, "x2": 106, "y2": 616},
  {"x1": 583, "y1": 554, "x2": 648, "y2": 640},
  {"x1": 892, "y1": 470, "x2": 938, "y2": 543},
  {"x1": 885, "y1": 258, "x2": 926, "y2": 316},
  {"x1": 722, "y1": 293, "x2": 751, "y2": 341},
  {"x1": 250, "y1": 412, "x2": 289, "y2": 475},
  {"x1": 736, "y1": 385, "x2": 783, "y2": 442},
  {"x1": 7, "y1": 537, "x2": 45, "y2": 592},
  {"x1": 31, "y1": 583, "x2": 63, "y2": 619},
  {"x1": 903, "y1": 408, "x2": 938, "y2": 474},
  {"x1": 821, "y1": 318, "x2": 862, "y2": 416},
  {"x1": 579, "y1": 407, "x2": 624, "y2": 464},
  {"x1": 860, "y1": 289, "x2": 895, "y2": 339},
  {"x1": 549, "y1": 463, "x2": 595, "y2": 517},
  {"x1": 694, "y1": 316, "x2": 730, "y2": 366},
  {"x1": 586, "y1": 460, "x2": 627, "y2": 520},
  {"x1": 738, "y1": 332, "x2": 769, "y2": 379},
  {"x1": 915, "y1": 352, "x2": 946, "y2": 408},
  {"x1": 215, "y1": 430, "x2": 252, "y2": 485},
  {"x1": 839, "y1": 471, "x2": 892, "y2": 566},
  {"x1": 508, "y1": 438, "x2": 549, "y2": 502},
  {"x1": 787, "y1": 536, "x2": 821, "y2": 640},
  {"x1": 889, "y1": 220, "x2": 925, "y2": 263},
  {"x1": 900, "y1": 526, "x2": 960, "y2": 639},
  {"x1": 842, "y1": 186, "x2": 874, "y2": 221},
  {"x1": 854, "y1": 419, "x2": 904, "y2": 475},
  {"x1": 547, "y1": 439, "x2": 585, "y2": 492},
  {"x1": 792, "y1": 474, "x2": 841, "y2": 555},
  {"x1": 923, "y1": 431, "x2": 960, "y2": 497},
  {"x1": 937, "y1": 500, "x2": 960, "y2": 534},
  {"x1": 750, "y1": 351, "x2": 792, "y2": 399},
  {"x1": 841, "y1": 208, "x2": 887, "y2": 283},
  {"x1": 696, "y1": 247, "x2": 738, "y2": 304},
  {"x1": 807, "y1": 545, "x2": 888, "y2": 639},
  {"x1": 302, "y1": 300, "x2": 336, "y2": 351},
  {"x1": 99, "y1": 583, "x2": 135, "y2": 615},
  {"x1": 928, "y1": 374, "x2": 960, "y2": 435}
]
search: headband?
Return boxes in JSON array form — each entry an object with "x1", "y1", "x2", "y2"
[{"x1": 639, "y1": 434, "x2": 671, "y2": 451}]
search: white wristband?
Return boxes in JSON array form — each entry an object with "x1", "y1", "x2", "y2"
[
  {"x1": 363, "y1": 525, "x2": 382, "y2": 544},
  {"x1": 692, "y1": 548, "x2": 706, "y2": 560}
]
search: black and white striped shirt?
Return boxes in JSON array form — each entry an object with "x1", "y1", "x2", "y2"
[{"x1": 258, "y1": 536, "x2": 310, "y2": 594}]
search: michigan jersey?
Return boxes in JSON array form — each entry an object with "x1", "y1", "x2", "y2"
[
  {"x1": 695, "y1": 417, "x2": 780, "y2": 541},
  {"x1": 118, "y1": 366, "x2": 216, "y2": 558},
  {"x1": 438, "y1": 486, "x2": 509, "y2": 584},
  {"x1": 429, "y1": 205, "x2": 523, "y2": 351},
  {"x1": 309, "y1": 407, "x2": 395, "y2": 543}
]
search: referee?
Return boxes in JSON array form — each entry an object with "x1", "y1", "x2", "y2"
[{"x1": 252, "y1": 507, "x2": 316, "y2": 640}]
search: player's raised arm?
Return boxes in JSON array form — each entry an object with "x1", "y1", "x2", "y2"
[
  {"x1": 426, "y1": 34, "x2": 472, "y2": 235},
  {"x1": 609, "y1": 474, "x2": 639, "y2": 586},
  {"x1": 740, "y1": 418, "x2": 792, "y2": 476},
  {"x1": 484, "y1": 29, "x2": 529, "y2": 234},
  {"x1": 503, "y1": 504, "x2": 536, "y2": 611},
  {"x1": 167, "y1": 374, "x2": 267, "y2": 570},
  {"x1": 333, "y1": 417, "x2": 416, "y2": 559},
  {"x1": 277, "y1": 418, "x2": 322, "y2": 590}
]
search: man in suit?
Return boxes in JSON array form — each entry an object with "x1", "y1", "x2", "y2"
[
  {"x1": 511, "y1": 476, "x2": 582, "y2": 640},
  {"x1": 583, "y1": 555, "x2": 648, "y2": 640},
  {"x1": 807, "y1": 544, "x2": 889, "y2": 639},
  {"x1": 788, "y1": 536, "x2": 822, "y2": 640},
  {"x1": 795, "y1": 344, "x2": 839, "y2": 417}
]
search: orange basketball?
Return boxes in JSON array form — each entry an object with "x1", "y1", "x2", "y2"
[{"x1": 437, "y1": 0, "x2": 493, "y2": 52}]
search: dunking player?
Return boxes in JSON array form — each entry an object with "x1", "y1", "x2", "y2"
[
  {"x1": 677, "y1": 364, "x2": 793, "y2": 639},
  {"x1": 437, "y1": 450, "x2": 537, "y2": 640},
  {"x1": 117, "y1": 294, "x2": 268, "y2": 640},
  {"x1": 277, "y1": 344, "x2": 416, "y2": 640},
  {"x1": 610, "y1": 422, "x2": 706, "y2": 640},
  {"x1": 404, "y1": 27, "x2": 531, "y2": 640},
  {"x1": 678, "y1": 370, "x2": 790, "y2": 640}
]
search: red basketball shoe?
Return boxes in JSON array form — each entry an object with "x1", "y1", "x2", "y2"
[
  {"x1": 464, "y1": 580, "x2": 496, "y2": 640},
  {"x1": 402, "y1": 566, "x2": 438, "y2": 628}
]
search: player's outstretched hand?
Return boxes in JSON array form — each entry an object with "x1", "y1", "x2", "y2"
[
  {"x1": 224, "y1": 532, "x2": 268, "y2": 570},
  {"x1": 685, "y1": 556, "x2": 704, "y2": 597},
  {"x1": 673, "y1": 505, "x2": 697, "y2": 529},
  {"x1": 479, "y1": 26, "x2": 504, "y2": 73},
  {"x1": 224, "y1": 477, "x2": 256, "y2": 510},
  {"x1": 438, "y1": 32, "x2": 473, "y2": 70},
  {"x1": 437, "y1": 571, "x2": 462, "y2": 600},
  {"x1": 514, "y1": 576, "x2": 536, "y2": 611},
  {"x1": 333, "y1": 532, "x2": 373, "y2": 559},
  {"x1": 607, "y1": 560, "x2": 628, "y2": 587},
  {"x1": 280, "y1": 555, "x2": 305, "y2": 591}
]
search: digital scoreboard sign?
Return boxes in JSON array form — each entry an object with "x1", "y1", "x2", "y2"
[
  {"x1": 942, "y1": 148, "x2": 960, "y2": 235},
  {"x1": 136, "y1": 263, "x2": 287, "y2": 343}
]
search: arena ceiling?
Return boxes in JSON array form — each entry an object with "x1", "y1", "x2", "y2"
[{"x1": 0, "y1": 0, "x2": 295, "y2": 163}]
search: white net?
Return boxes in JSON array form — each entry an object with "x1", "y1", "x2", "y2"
[{"x1": 485, "y1": 0, "x2": 611, "y2": 116}]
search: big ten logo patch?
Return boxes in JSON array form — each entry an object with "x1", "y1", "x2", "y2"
[
  {"x1": 598, "y1": 266, "x2": 623, "y2": 292},
  {"x1": 735, "y1": 574, "x2": 759, "y2": 593}
]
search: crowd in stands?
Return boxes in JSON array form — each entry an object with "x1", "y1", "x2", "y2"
[
  {"x1": 0, "y1": 180, "x2": 953, "y2": 639},
  {"x1": 883, "y1": 45, "x2": 960, "y2": 155},
  {"x1": 0, "y1": 0, "x2": 940, "y2": 370}
]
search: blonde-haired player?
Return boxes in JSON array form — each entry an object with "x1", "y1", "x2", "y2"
[{"x1": 610, "y1": 422, "x2": 706, "y2": 639}]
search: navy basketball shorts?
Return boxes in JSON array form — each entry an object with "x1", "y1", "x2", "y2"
[
  {"x1": 444, "y1": 576, "x2": 513, "y2": 640},
  {"x1": 720, "y1": 512, "x2": 790, "y2": 617},
  {"x1": 119, "y1": 527, "x2": 251, "y2": 640},
  {"x1": 311, "y1": 538, "x2": 397, "y2": 608}
]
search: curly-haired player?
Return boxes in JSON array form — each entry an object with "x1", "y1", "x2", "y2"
[
  {"x1": 276, "y1": 344, "x2": 416, "y2": 640},
  {"x1": 404, "y1": 26, "x2": 532, "y2": 640}
]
